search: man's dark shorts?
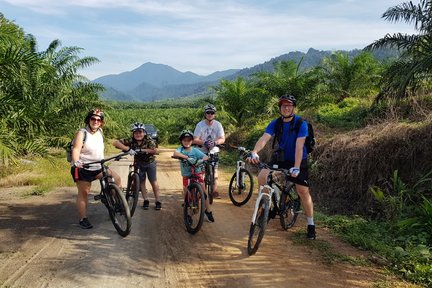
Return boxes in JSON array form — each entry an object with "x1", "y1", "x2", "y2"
[
  {"x1": 270, "y1": 159, "x2": 309, "y2": 187},
  {"x1": 71, "y1": 166, "x2": 102, "y2": 182}
]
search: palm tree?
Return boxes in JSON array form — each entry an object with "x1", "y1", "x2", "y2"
[
  {"x1": 215, "y1": 77, "x2": 266, "y2": 128},
  {"x1": 320, "y1": 52, "x2": 382, "y2": 102},
  {"x1": 365, "y1": 0, "x2": 432, "y2": 99}
]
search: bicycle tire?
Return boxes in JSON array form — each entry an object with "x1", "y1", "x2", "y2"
[
  {"x1": 279, "y1": 183, "x2": 300, "y2": 230},
  {"x1": 183, "y1": 182, "x2": 205, "y2": 234},
  {"x1": 228, "y1": 168, "x2": 254, "y2": 207},
  {"x1": 247, "y1": 197, "x2": 269, "y2": 255},
  {"x1": 206, "y1": 164, "x2": 214, "y2": 205},
  {"x1": 106, "y1": 184, "x2": 132, "y2": 237},
  {"x1": 125, "y1": 171, "x2": 140, "y2": 217}
]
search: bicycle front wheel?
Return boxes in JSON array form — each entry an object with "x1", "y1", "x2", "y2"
[
  {"x1": 247, "y1": 197, "x2": 269, "y2": 255},
  {"x1": 228, "y1": 168, "x2": 254, "y2": 207},
  {"x1": 206, "y1": 165, "x2": 214, "y2": 205},
  {"x1": 106, "y1": 184, "x2": 132, "y2": 237},
  {"x1": 125, "y1": 171, "x2": 140, "y2": 217},
  {"x1": 279, "y1": 183, "x2": 300, "y2": 230},
  {"x1": 184, "y1": 182, "x2": 205, "y2": 234}
]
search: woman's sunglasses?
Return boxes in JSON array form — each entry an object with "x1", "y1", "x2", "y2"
[
  {"x1": 205, "y1": 111, "x2": 215, "y2": 115},
  {"x1": 90, "y1": 117, "x2": 102, "y2": 122}
]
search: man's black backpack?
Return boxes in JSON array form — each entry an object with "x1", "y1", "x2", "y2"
[{"x1": 272, "y1": 116, "x2": 316, "y2": 154}]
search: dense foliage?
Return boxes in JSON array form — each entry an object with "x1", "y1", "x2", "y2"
[{"x1": 0, "y1": 14, "x2": 104, "y2": 163}]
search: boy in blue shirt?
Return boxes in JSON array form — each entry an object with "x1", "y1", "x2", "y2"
[{"x1": 173, "y1": 130, "x2": 214, "y2": 222}]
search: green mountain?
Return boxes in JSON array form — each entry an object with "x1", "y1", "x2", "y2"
[{"x1": 95, "y1": 48, "x2": 398, "y2": 102}]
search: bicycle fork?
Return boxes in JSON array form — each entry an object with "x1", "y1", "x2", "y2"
[
  {"x1": 250, "y1": 184, "x2": 274, "y2": 224},
  {"x1": 235, "y1": 160, "x2": 246, "y2": 188}
]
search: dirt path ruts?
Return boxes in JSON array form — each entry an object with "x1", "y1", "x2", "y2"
[{"x1": 0, "y1": 149, "x2": 413, "y2": 287}]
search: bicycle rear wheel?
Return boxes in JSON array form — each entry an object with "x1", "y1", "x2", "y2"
[
  {"x1": 184, "y1": 183, "x2": 205, "y2": 234},
  {"x1": 279, "y1": 183, "x2": 300, "y2": 230},
  {"x1": 125, "y1": 171, "x2": 140, "y2": 217},
  {"x1": 228, "y1": 168, "x2": 254, "y2": 207},
  {"x1": 106, "y1": 184, "x2": 131, "y2": 237},
  {"x1": 247, "y1": 197, "x2": 269, "y2": 255}
]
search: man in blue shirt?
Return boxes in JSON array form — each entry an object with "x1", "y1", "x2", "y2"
[{"x1": 248, "y1": 94, "x2": 316, "y2": 240}]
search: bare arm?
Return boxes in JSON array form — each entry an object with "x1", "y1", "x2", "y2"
[
  {"x1": 113, "y1": 139, "x2": 129, "y2": 151},
  {"x1": 215, "y1": 135, "x2": 225, "y2": 146},
  {"x1": 173, "y1": 151, "x2": 188, "y2": 160},
  {"x1": 251, "y1": 133, "x2": 272, "y2": 155},
  {"x1": 294, "y1": 137, "x2": 306, "y2": 169},
  {"x1": 71, "y1": 130, "x2": 85, "y2": 164},
  {"x1": 193, "y1": 136, "x2": 205, "y2": 146}
]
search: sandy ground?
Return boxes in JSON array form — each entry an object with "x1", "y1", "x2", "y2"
[{"x1": 0, "y1": 149, "x2": 416, "y2": 288}]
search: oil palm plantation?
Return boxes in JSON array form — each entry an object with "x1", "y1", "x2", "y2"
[
  {"x1": 0, "y1": 14, "x2": 103, "y2": 163},
  {"x1": 366, "y1": 0, "x2": 432, "y2": 99}
]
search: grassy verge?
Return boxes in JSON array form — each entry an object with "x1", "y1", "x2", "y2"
[
  {"x1": 0, "y1": 153, "x2": 74, "y2": 196},
  {"x1": 314, "y1": 213, "x2": 431, "y2": 287}
]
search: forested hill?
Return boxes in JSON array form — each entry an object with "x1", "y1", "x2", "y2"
[{"x1": 96, "y1": 47, "x2": 398, "y2": 102}]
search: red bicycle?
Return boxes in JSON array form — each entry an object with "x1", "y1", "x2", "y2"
[{"x1": 172, "y1": 156, "x2": 206, "y2": 234}]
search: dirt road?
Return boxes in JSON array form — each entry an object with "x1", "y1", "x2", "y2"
[{"x1": 0, "y1": 149, "x2": 410, "y2": 287}]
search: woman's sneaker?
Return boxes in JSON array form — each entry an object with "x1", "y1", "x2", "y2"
[
  {"x1": 79, "y1": 217, "x2": 93, "y2": 229},
  {"x1": 204, "y1": 210, "x2": 214, "y2": 222},
  {"x1": 143, "y1": 200, "x2": 150, "y2": 210},
  {"x1": 155, "y1": 201, "x2": 162, "y2": 210}
]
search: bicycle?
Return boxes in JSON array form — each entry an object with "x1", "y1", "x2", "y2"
[
  {"x1": 228, "y1": 146, "x2": 254, "y2": 206},
  {"x1": 247, "y1": 163, "x2": 301, "y2": 255},
  {"x1": 83, "y1": 152, "x2": 132, "y2": 237},
  {"x1": 172, "y1": 156, "x2": 206, "y2": 234},
  {"x1": 124, "y1": 149, "x2": 147, "y2": 217},
  {"x1": 204, "y1": 146, "x2": 220, "y2": 205}
]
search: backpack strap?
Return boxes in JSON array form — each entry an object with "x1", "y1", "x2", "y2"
[
  {"x1": 271, "y1": 117, "x2": 283, "y2": 149},
  {"x1": 293, "y1": 117, "x2": 304, "y2": 135}
]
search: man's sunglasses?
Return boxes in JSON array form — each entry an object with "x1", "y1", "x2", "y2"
[
  {"x1": 90, "y1": 117, "x2": 102, "y2": 122},
  {"x1": 205, "y1": 111, "x2": 215, "y2": 115}
]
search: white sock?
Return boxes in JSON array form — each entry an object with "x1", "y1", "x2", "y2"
[{"x1": 307, "y1": 217, "x2": 314, "y2": 226}]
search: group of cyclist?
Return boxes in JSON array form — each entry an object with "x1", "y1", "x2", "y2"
[{"x1": 69, "y1": 93, "x2": 315, "y2": 240}]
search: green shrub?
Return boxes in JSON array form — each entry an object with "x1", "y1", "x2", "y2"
[{"x1": 316, "y1": 97, "x2": 370, "y2": 128}]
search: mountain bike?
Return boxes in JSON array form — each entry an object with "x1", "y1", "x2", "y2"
[
  {"x1": 124, "y1": 149, "x2": 148, "y2": 217},
  {"x1": 247, "y1": 163, "x2": 301, "y2": 255},
  {"x1": 204, "y1": 146, "x2": 220, "y2": 205},
  {"x1": 228, "y1": 146, "x2": 254, "y2": 206},
  {"x1": 83, "y1": 152, "x2": 132, "y2": 237},
  {"x1": 124, "y1": 163, "x2": 139, "y2": 217},
  {"x1": 172, "y1": 156, "x2": 206, "y2": 235}
]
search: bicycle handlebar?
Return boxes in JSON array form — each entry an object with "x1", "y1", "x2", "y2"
[
  {"x1": 82, "y1": 152, "x2": 129, "y2": 168},
  {"x1": 259, "y1": 162, "x2": 291, "y2": 176}
]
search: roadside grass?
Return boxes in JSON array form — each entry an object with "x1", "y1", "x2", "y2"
[
  {"x1": 0, "y1": 153, "x2": 73, "y2": 196},
  {"x1": 312, "y1": 212, "x2": 431, "y2": 287}
]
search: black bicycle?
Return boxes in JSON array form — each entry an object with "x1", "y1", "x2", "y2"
[
  {"x1": 248, "y1": 163, "x2": 301, "y2": 255},
  {"x1": 124, "y1": 149, "x2": 148, "y2": 217},
  {"x1": 172, "y1": 156, "x2": 206, "y2": 234},
  {"x1": 204, "y1": 146, "x2": 220, "y2": 205},
  {"x1": 228, "y1": 146, "x2": 254, "y2": 206},
  {"x1": 125, "y1": 163, "x2": 139, "y2": 217},
  {"x1": 84, "y1": 152, "x2": 132, "y2": 237}
]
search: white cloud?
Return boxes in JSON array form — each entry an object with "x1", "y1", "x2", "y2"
[{"x1": 0, "y1": 0, "x2": 416, "y2": 79}]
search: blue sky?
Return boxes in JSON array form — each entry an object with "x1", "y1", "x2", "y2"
[{"x1": 1, "y1": 0, "x2": 414, "y2": 80}]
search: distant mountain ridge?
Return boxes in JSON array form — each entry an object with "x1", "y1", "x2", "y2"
[{"x1": 93, "y1": 47, "x2": 398, "y2": 102}]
